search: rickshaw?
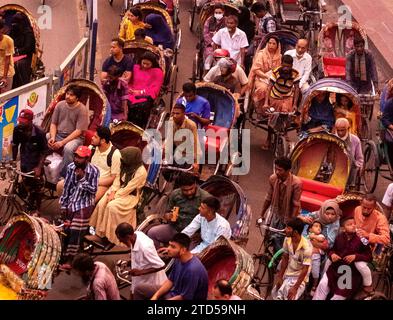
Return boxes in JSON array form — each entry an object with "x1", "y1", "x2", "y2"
[
  {"x1": 0, "y1": 4, "x2": 45, "y2": 82},
  {"x1": 123, "y1": 39, "x2": 174, "y2": 118},
  {"x1": 41, "y1": 79, "x2": 108, "y2": 187},
  {"x1": 190, "y1": 1, "x2": 240, "y2": 81},
  {"x1": 0, "y1": 214, "x2": 61, "y2": 300},
  {"x1": 124, "y1": 0, "x2": 180, "y2": 24}
]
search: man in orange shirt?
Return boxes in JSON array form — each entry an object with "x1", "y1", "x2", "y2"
[{"x1": 353, "y1": 193, "x2": 390, "y2": 297}]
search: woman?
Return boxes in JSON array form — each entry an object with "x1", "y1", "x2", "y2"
[
  {"x1": 127, "y1": 51, "x2": 164, "y2": 128},
  {"x1": 203, "y1": 3, "x2": 226, "y2": 71},
  {"x1": 334, "y1": 93, "x2": 359, "y2": 134},
  {"x1": 144, "y1": 13, "x2": 174, "y2": 49},
  {"x1": 299, "y1": 199, "x2": 342, "y2": 249},
  {"x1": 248, "y1": 35, "x2": 282, "y2": 112},
  {"x1": 119, "y1": 8, "x2": 145, "y2": 41},
  {"x1": 90, "y1": 147, "x2": 147, "y2": 246}
]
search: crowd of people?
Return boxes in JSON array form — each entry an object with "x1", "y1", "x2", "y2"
[{"x1": 2, "y1": 0, "x2": 393, "y2": 302}]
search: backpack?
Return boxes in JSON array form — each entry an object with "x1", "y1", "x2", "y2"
[{"x1": 90, "y1": 145, "x2": 117, "y2": 167}]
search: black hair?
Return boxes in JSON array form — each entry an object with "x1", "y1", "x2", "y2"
[
  {"x1": 274, "y1": 157, "x2": 292, "y2": 171},
  {"x1": 182, "y1": 82, "x2": 197, "y2": 94},
  {"x1": 112, "y1": 37, "x2": 125, "y2": 49},
  {"x1": 72, "y1": 253, "x2": 95, "y2": 272},
  {"x1": 251, "y1": 2, "x2": 268, "y2": 14},
  {"x1": 309, "y1": 220, "x2": 323, "y2": 231},
  {"x1": 141, "y1": 51, "x2": 158, "y2": 66},
  {"x1": 340, "y1": 215, "x2": 355, "y2": 227},
  {"x1": 286, "y1": 217, "x2": 305, "y2": 235},
  {"x1": 172, "y1": 103, "x2": 186, "y2": 112},
  {"x1": 363, "y1": 193, "x2": 377, "y2": 204},
  {"x1": 176, "y1": 172, "x2": 196, "y2": 187},
  {"x1": 134, "y1": 28, "x2": 146, "y2": 38},
  {"x1": 214, "y1": 279, "x2": 233, "y2": 296},
  {"x1": 226, "y1": 15, "x2": 238, "y2": 25},
  {"x1": 265, "y1": 35, "x2": 280, "y2": 47},
  {"x1": 115, "y1": 222, "x2": 135, "y2": 238},
  {"x1": 202, "y1": 196, "x2": 221, "y2": 213},
  {"x1": 171, "y1": 233, "x2": 191, "y2": 250},
  {"x1": 65, "y1": 85, "x2": 83, "y2": 99},
  {"x1": 96, "y1": 126, "x2": 111, "y2": 143},
  {"x1": 107, "y1": 65, "x2": 123, "y2": 78},
  {"x1": 129, "y1": 7, "x2": 143, "y2": 20},
  {"x1": 282, "y1": 54, "x2": 294, "y2": 65},
  {"x1": 214, "y1": 3, "x2": 225, "y2": 11},
  {"x1": 336, "y1": 93, "x2": 353, "y2": 110}
]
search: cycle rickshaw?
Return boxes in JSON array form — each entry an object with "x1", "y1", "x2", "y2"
[{"x1": 0, "y1": 4, "x2": 45, "y2": 83}]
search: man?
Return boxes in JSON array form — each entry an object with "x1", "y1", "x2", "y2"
[
  {"x1": 57, "y1": 126, "x2": 121, "y2": 202},
  {"x1": 211, "y1": 279, "x2": 241, "y2": 300},
  {"x1": 353, "y1": 194, "x2": 390, "y2": 296},
  {"x1": 72, "y1": 253, "x2": 120, "y2": 300},
  {"x1": 273, "y1": 217, "x2": 312, "y2": 300},
  {"x1": 260, "y1": 157, "x2": 302, "y2": 251},
  {"x1": 334, "y1": 118, "x2": 364, "y2": 188},
  {"x1": 151, "y1": 233, "x2": 209, "y2": 300},
  {"x1": 12, "y1": 109, "x2": 48, "y2": 213},
  {"x1": 251, "y1": 2, "x2": 277, "y2": 38},
  {"x1": 0, "y1": 18, "x2": 15, "y2": 93},
  {"x1": 9, "y1": 12, "x2": 35, "y2": 88},
  {"x1": 382, "y1": 183, "x2": 393, "y2": 220},
  {"x1": 176, "y1": 82, "x2": 211, "y2": 128},
  {"x1": 115, "y1": 222, "x2": 167, "y2": 300},
  {"x1": 204, "y1": 49, "x2": 249, "y2": 95},
  {"x1": 346, "y1": 36, "x2": 378, "y2": 94},
  {"x1": 209, "y1": 58, "x2": 240, "y2": 94},
  {"x1": 285, "y1": 39, "x2": 312, "y2": 93},
  {"x1": 212, "y1": 15, "x2": 249, "y2": 68},
  {"x1": 165, "y1": 104, "x2": 201, "y2": 172},
  {"x1": 59, "y1": 146, "x2": 99, "y2": 269},
  {"x1": 182, "y1": 196, "x2": 232, "y2": 253},
  {"x1": 147, "y1": 173, "x2": 211, "y2": 248},
  {"x1": 48, "y1": 84, "x2": 89, "y2": 177},
  {"x1": 302, "y1": 91, "x2": 335, "y2": 133},
  {"x1": 100, "y1": 38, "x2": 134, "y2": 85}
]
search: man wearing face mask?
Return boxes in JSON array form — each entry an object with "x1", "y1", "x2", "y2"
[
  {"x1": 285, "y1": 39, "x2": 312, "y2": 94},
  {"x1": 9, "y1": 12, "x2": 35, "y2": 88},
  {"x1": 59, "y1": 146, "x2": 99, "y2": 270},
  {"x1": 12, "y1": 109, "x2": 48, "y2": 214}
]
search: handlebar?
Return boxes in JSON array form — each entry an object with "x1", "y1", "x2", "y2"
[
  {"x1": 161, "y1": 163, "x2": 194, "y2": 173},
  {"x1": 256, "y1": 218, "x2": 286, "y2": 235}
]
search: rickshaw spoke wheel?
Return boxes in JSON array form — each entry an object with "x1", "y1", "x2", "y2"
[
  {"x1": 253, "y1": 254, "x2": 274, "y2": 300},
  {"x1": 363, "y1": 142, "x2": 379, "y2": 193}
]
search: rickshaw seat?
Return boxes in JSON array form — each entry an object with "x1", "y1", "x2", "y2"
[
  {"x1": 283, "y1": 0, "x2": 297, "y2": 3},
  {"x1": 204, "y1": 124, "x2": 229, "y2": 155},
  {"x1": 323, "y1": 56, "x2": 346, "y2": 79},
  {"x1": 300, "y1": 177, "x2": 343, "y2": 212}
]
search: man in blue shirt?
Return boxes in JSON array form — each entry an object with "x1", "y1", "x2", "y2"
[
  {"x1": 176, "y1": 82, "x2": 211, "y2": 128},
  {"x1": 151, "y1": 233, "x2": 209, "y2": 300}
]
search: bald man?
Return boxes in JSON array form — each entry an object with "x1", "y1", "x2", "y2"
[
  {"x1": 285, "y1": 39, "x2": 312, "y2": 93},
  {"x1": 334, "y1": 118, "x2": 364, "y2": 188}
]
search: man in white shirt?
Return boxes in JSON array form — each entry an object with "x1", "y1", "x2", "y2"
[
  {"x1": 115, "y1": 222, "x2": 167, "y2": 300},
  {"x1": 212, "y1": 15, "x2": 249, "y2": 68},
  {"x1": 182, "y1": 196, "x2": 232, "y2": 254},
  {"x1": 285, "y1": 39, "x2": 312, "y2": 93}
]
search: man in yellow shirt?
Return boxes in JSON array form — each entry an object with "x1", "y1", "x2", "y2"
[{"x1": 0, "y1": 19, "x2": 15, "y2": 93}]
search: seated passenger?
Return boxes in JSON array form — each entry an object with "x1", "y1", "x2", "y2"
[
  {"x1": 204, "y1": 49, "x2": 249, "y2": 96},
  {"x1": 9, "y1": 13, "x2": 35, "y2": 88},
  {"x1": 118, "y1": 8, "x2": 145, "y2": 42},
  {"x1": 89, "y1": 147, "x2": 147, "y2": 246},
  {"x1": 211, "y1": 279, "x2": 241, "y2": 300},
  {"x1": 144, "y1": 13, "x2": 174, "y2": 50},
  {"x1": 48, "y1": 85, "x2": 89, "y2": 178},
  {"x1": 147, "y1": 173, "x2": 212, "y2": 249},
  {"x1": 251, "y1": 2, "x2": 277, "y2": 40},
  {"x1": 203, "y1": 3, "x2": 226, "y2": 71},
  {"x1": 334, "y1": 94, "x2": 358, "y2": 134},
  {"x1": 182, "y1": 196, "x2": 232, "y2": 254},
  {"x1": 176, "y1": 82, "x2": 211, "y2": 128},
  {"x1": 346, "y1": 36, "x2": 378, "y2": 94},
  {"x1": 102, "y1": 65, "x2": 129, "y2": 122},
  {"x1": 128, "y1": 52, "x2": 164, "y2": 128},
  {"x1": 302, "y1": 91, "x2": 335, "y2": 133},
  {"x1": 133, "y1": 28, "x2": 153, "y2": 45},
  {"x1": 248, "y1": 35, "x2": 282, "y2": 114}
]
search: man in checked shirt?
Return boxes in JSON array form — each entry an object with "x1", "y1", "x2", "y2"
[{"x1": 59, "y1": 146, "x2": 99, "y2": 271}]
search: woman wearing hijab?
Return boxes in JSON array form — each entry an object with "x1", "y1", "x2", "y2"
[
  {"x1": 299, "y1": 199, "x2": 342, "y2": 249},
  {"x1": 90, "y1": 147, "x2": 147, "y2": 246},
  {"x1": 248, "y1": 35, "x2": 281, "y2": 112},
  {"x1": 203, "y1": 3, "x2": 226, "y2": 71},
  {"x1": 144, "y1": 13, "x2": 174, "y2": 49}
]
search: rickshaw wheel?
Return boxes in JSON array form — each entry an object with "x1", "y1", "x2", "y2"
[
  {"x1": 252, "y1": 253, "x2": 274, "y2": 300},
  {"x1": 363, "y1": 141, "x2": 379, "y2": 193},
  {"x1": 359, "y1": 117, "x2": 372, "y2": 141}
]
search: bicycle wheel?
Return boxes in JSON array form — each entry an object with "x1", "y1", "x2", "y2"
[
  {"x1": 363, "y1": 141, "x2": 379, "y2": 193},
  {"x1": 252, "y1": 253, "x2": 275, "y2": 300},
  {"x1": 0, "y1": 196, "x2": 16, "y2": 225}
]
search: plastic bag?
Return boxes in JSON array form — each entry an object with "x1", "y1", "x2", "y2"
[{"x1": 44, "y1": 153, "x2": 63, "y2": 185}]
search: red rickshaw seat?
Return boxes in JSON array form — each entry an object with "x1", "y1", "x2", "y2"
[
  {"x1": 323, "y1": 56, "x2": 346, "y2": 79},
  {"x1": 204, "y1": 125, "x2": 229, "y2": 155},
  {"x1": 283, "y1": 0, "x2": 297, "y2": 3},
  {"x1": 300, "y1": 177, "x2": 343, "y2": 212}
]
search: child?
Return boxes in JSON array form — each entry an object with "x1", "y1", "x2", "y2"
[
  {"x1": 313, "y1": 216, "x2": 372, "y2": 300},
  {"x1": 307, "y1": 221, "x2": 328, "y2": 295},
  {"x1": 134, "y1": 28, "x2": 154, "y2": 45}
]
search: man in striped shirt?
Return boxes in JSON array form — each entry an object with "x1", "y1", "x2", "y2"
[{"x1": 59, "y1": 146, "x2": 100, "y2": 270}]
